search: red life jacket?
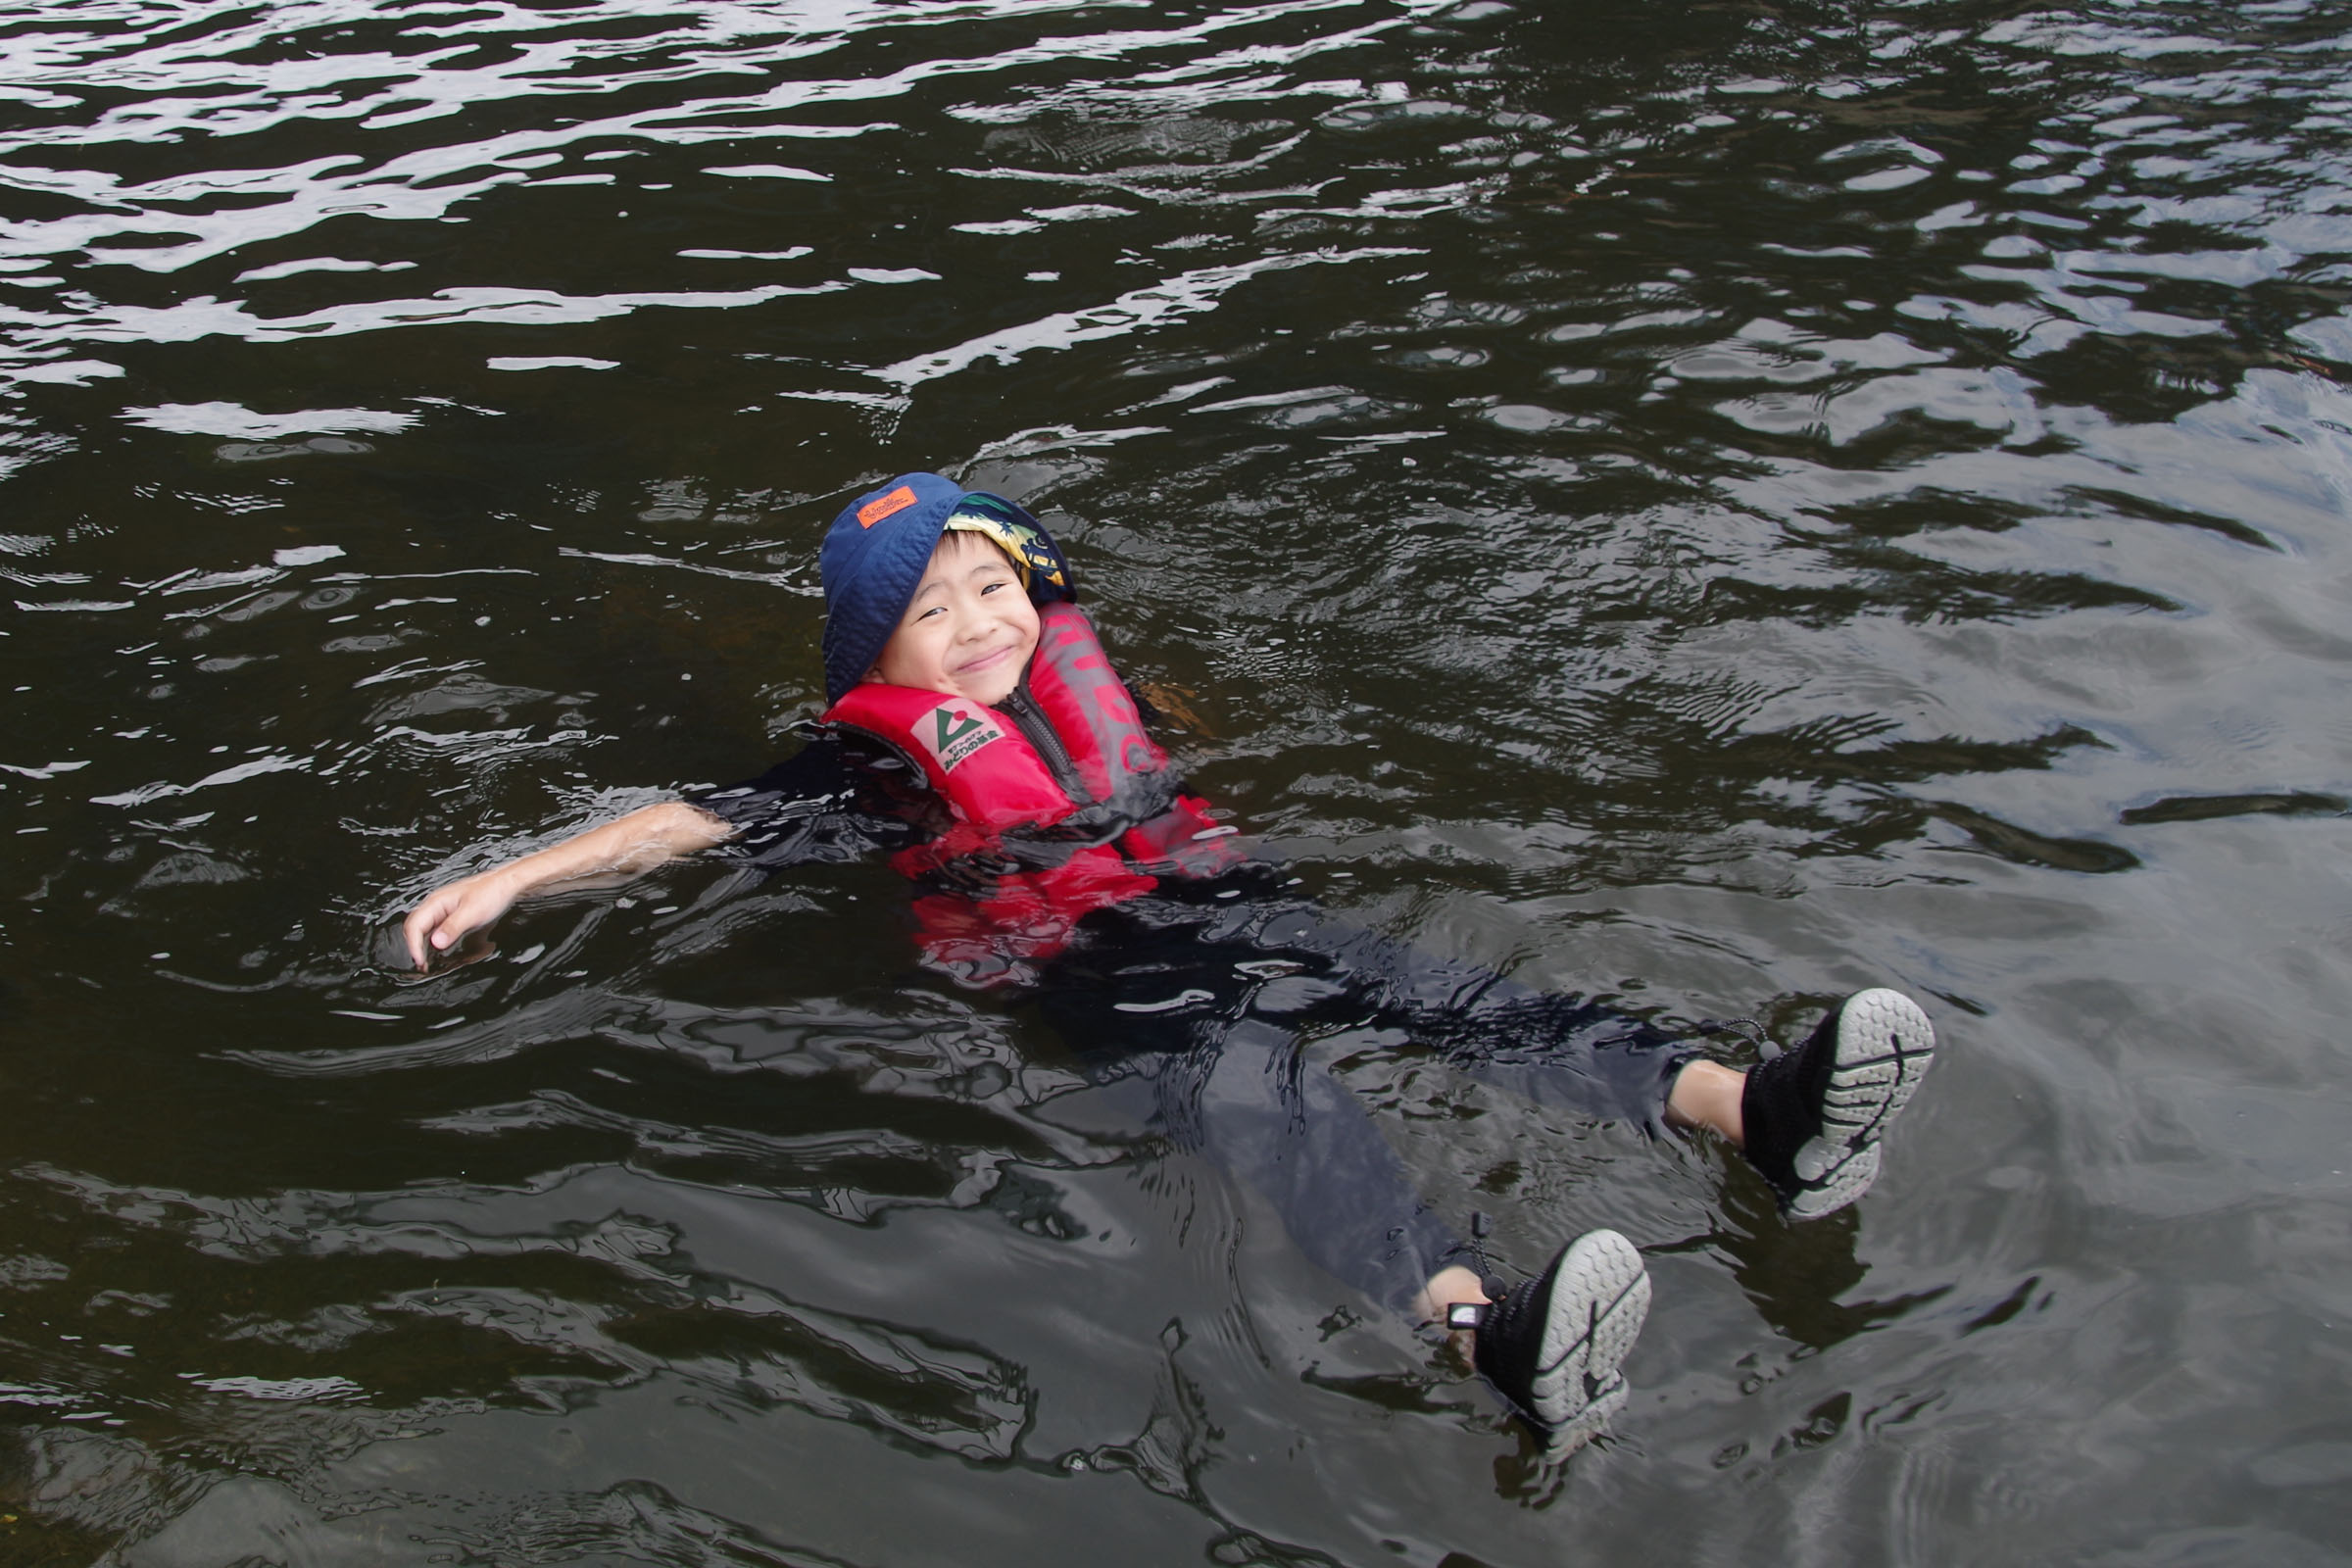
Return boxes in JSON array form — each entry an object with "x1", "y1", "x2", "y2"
[{"x1": 820, "y1": 602, "x2": 1244, "y2": 983}]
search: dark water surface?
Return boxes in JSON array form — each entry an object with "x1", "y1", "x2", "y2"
[{"x1": 3, "y1": 0, "x2": 2350, "y2": 1561}]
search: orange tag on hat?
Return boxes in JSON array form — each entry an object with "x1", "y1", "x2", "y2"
[{"x1": 858, "y1": 485, "x2": 918, "y2": 528}]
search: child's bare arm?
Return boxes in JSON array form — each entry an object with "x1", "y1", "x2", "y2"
[{"x1": 402, "y1": 801, "x2": 735, "y2": 969}]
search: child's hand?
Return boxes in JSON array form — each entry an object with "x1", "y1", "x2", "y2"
[
  {"x1": 403, "y1": 870, "x2": 519, "y2": 970},
  {"x1": 1134, "y1": 680, "x2": 1213, "y2": 738}
]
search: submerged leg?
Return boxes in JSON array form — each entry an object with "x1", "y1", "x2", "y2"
[
  {"x1": 1155, "y1": 1020, "x2": 1653, "y2": 1454},
  {"x1": 1037, "y1": 893, "x2": 1665, "y2": 1450},
  {"x1": 1179, "y1": 1018, "x2": 1461, "y2": 1317},
  {"x1": 1226, "y1": 906, "x2": 1704, "y2": 1131}
]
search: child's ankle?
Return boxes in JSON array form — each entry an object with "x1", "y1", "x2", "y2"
[
  {"x1": 1665, "y1": 1059, "x2": 1747, "y2": 1147},
  {"x1": 1415, "y1": 1264, "x2": 1488, "y2": 1325}
]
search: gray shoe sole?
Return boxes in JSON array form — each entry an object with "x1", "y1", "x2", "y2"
[
  {"x1": 1529, "y1": 1228, "x2": 1651, "y2": 1455},
  {"x1": 1786, "y1": 988, "x2": 1937, "y2": 1219}
]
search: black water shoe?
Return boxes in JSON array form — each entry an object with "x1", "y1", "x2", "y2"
[
  {"x1": 1740, "y1": 987, "x2": 1936, "y2": 1218},
  {"x1": 1452, "y1": 1228, "x2": 1649, "y2": 1454}
]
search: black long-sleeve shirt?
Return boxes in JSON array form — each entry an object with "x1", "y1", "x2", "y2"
[{"x1": 686, "y1": 728, "x2": 937, "y2": 871}]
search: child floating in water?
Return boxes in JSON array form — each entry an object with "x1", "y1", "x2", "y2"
[{"x1": 402, "y1": 472, "x2": 1937, "y2": 1454}]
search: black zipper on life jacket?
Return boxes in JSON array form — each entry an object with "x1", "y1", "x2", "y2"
[{"x1": 998, "y1": 682, "x2": 1092, "y2": 804}]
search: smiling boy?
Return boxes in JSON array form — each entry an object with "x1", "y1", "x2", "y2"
[{"x1": 402, "y1": 471, "x2": 1937, "y2": 1454}]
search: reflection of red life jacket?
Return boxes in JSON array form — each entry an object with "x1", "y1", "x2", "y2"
[{"x1": 820, "y1": 602, "x2": 1245, "y2": 984}]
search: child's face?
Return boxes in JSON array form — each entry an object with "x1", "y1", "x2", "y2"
[{"x1": 868, "y1": 530, "x2": 1041, "y2": 707}]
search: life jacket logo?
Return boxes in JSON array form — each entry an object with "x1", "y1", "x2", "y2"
[
  {"x1": 917, "y1": 699, "x2": 1003, "y2": 772},
  {"x1": 858, "y1": 484, "x2": 918, "y2": 528}
]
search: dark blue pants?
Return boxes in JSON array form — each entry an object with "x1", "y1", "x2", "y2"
[{"x1": 1030, "y1": 871, "x2": 1700, "y2": 1314}]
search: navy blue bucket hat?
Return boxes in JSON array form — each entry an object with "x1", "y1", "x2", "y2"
[{"x1": 818, "y1": 472, "x2": 1076, "y2": 704}]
